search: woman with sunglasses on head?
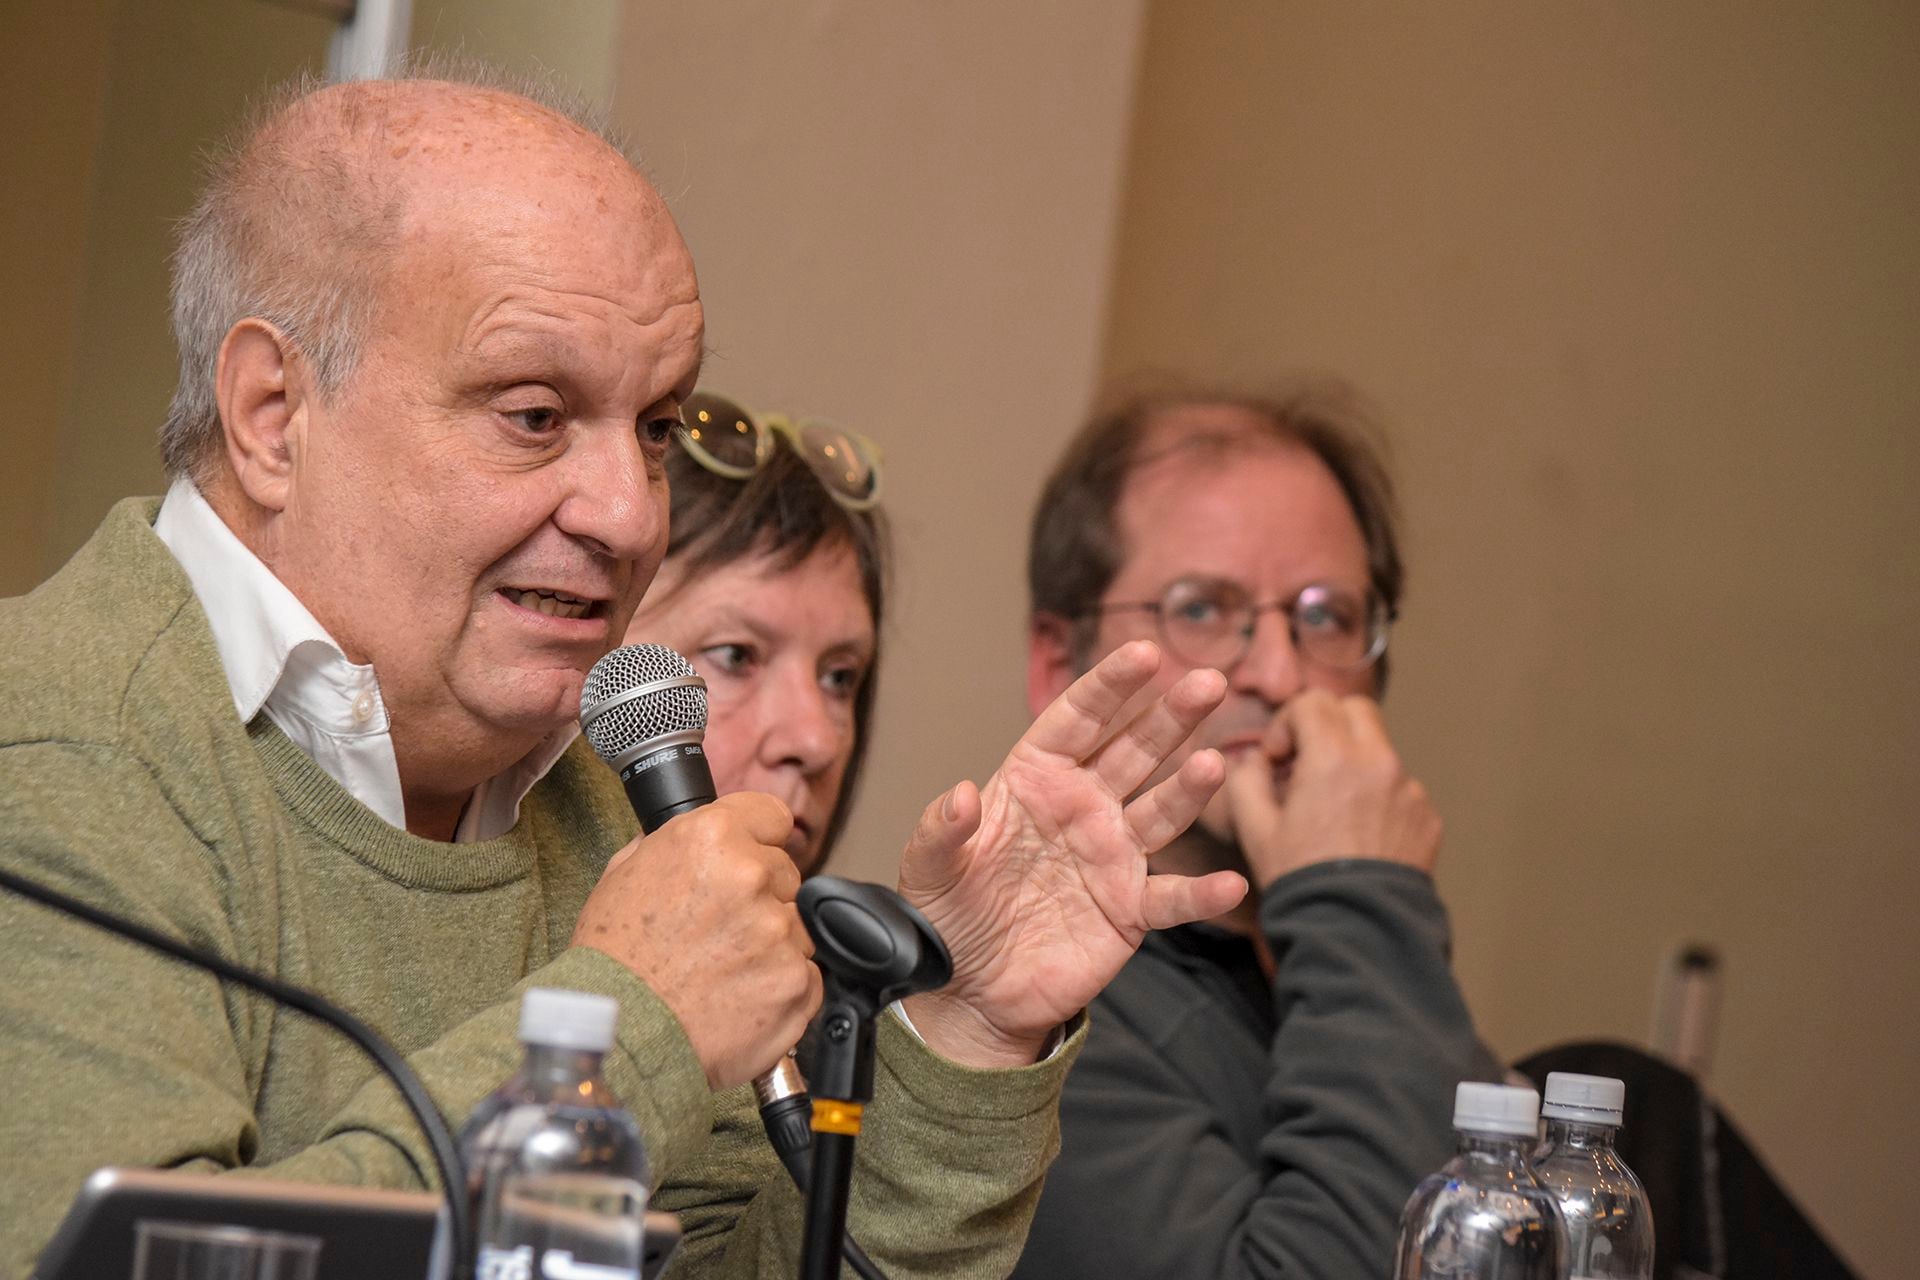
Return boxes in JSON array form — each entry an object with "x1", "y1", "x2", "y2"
[
  {"x1": 610, "y1": 390, "x2": 1256, "y2": 1277},
  {"x1": 623, "y1": 391, "x2": 886, "y2": 876}
]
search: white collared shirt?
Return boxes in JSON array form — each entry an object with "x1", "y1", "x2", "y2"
[{"x1": 154, "y1": 478, "x2": 576, "y2": 841}]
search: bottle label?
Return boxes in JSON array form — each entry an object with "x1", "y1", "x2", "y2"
[
  {"x1": 477, "y1": 1243, "x2": 533, "y2": 1280},
  {"x1": 476, "y1": 1242, "x2": 641, "y2": 1280}
]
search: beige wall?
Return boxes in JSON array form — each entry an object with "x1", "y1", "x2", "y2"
[
  {"x1": 1103, "y1": 3, "x2": 1919, "y2": 1275},
  {"x1": 3, "y1": 0, "x2": 115, "y2": 594},
  {"x1": 410, "y1": 0, "x2": 620, "y2": 104},
  {"x1": 610, "y1": 3, "x2": 1151, "y2": 887},
  {"x1": 17, "y1": 0, "x2": 337, "y2": 588}
]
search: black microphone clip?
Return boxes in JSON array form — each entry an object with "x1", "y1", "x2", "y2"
[{"x1": 798, "y1": 877, "x2": 952, "y2": 1104}]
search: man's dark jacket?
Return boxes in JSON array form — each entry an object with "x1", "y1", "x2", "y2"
[{"x1": 1015, "y1": 859, "x2": 1499, "y2": 1279}]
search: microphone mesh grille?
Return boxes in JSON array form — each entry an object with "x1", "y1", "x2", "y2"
[
  {"x1": 580, "y1": 644, "x2": 709, "y2": 762},
  {"x1": 583, "y1": 643, "x2": 696, "y2": 704}
]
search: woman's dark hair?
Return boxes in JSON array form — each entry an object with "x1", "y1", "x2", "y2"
[{"x1": 656, "y1": 441, "x2": 890, "y2": 870}]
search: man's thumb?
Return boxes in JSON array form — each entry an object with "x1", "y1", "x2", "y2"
[{"x1": 898, "y1": 779, "x2": 982, "y2": 895}]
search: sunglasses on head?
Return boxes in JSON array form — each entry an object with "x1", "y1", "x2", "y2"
[{"x1": 676, "y1": 391, "x2": 883, "y2": 512}]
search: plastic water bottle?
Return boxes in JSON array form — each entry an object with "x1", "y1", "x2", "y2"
[
  {"x1": 1392, "y1": 1082, "x2": 1567, "y2": 1280},
  {"x1": 461, "y1": 988, "x2": 652, "y2": 1280},
  {"x1": 1533, "y1": 1073, "x2": 1654, "y2": 1280}
]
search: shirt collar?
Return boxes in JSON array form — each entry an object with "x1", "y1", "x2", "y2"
[
  {"x1": 153, "y1": 476, "x2": 368, "y2": 725},
  {"x1": 152, "y1": 478, "x2": 582, "y2": 840}
]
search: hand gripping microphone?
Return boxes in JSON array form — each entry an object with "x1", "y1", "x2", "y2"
[
  {"x1": 580, "y1": 644, "x2": 888, "y2": 1280},
  {"x1": 580, "y1": 645, "x2": 819, "y2": 1151}
]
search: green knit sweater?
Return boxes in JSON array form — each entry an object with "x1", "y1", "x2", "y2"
[{"x1": 0, "y1": 499, "x2": 1076, "y2": 1279}]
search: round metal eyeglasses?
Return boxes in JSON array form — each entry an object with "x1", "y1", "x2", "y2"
[
  {"x1": 1090, "y1": 576, "x2": 1391, "y2": 673},
  {"x1": 676, "y1": 391, "x2": 883, "y2": 512}
]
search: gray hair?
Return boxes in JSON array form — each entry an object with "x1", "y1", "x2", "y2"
[{"x1": 160, "y1": 57, "x2": 639, "y2": 482}]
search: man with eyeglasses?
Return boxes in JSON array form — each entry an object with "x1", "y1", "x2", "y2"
[{"x1": 1013, "y1": 388, "x2": 1498, "y2": 1280}]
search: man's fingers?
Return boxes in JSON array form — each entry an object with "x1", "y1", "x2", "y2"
[
  {"x1": 1140, "y1": 869, "x2": 1248, "y2": 932},
  {"x1": 1221, "y1": 750, "x2": 1284, "y2": 851},
  {"x1": 898, "y1": 780, "x2": 983, "y2": 894},
  {"x1": 787, "y1": 903, "x2": 816, "y2": 961},
  {"x1": 1093, "y1": 667, "x2": 1227, "y2": 798},
  {"x1": 1280, "y1": 688, "x2": 1352, "y2": 756},
  {"x1": 712, "y1": 789, "x2": 796, "y2": 847},
  {"x1": 763, "y1": 842, "x2": 802, "y2": 903},
  {"x1": 1127, "y1": 747, "x2": 1226, "y2": 852},
  {"x1": 1021, "y1": 640, "x2": 1162, "y2": 762}
]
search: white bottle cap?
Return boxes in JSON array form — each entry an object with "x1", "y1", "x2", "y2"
[
  {"x1": 1452, "y1": 1082, "x2": 1541, "y2": 1137},
  {"x1": 518, "y1": 987, "x2": 619, "y2": 1053},
  {"x1": 1542, "y1": 1072, "x2": 1626, "y2": 1125}
]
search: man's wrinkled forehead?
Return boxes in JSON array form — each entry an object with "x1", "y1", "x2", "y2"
[{"x1": 292, "y1": 82, "x2": 693, "y2": 337}]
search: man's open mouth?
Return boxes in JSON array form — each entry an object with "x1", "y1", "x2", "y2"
[{"x1": 501, "y1": 587, "x2": 599, "y2": 621}]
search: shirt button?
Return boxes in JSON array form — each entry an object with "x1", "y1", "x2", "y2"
[{"x1": 351, "y1": 691, "x2": 376, "y2": 724}]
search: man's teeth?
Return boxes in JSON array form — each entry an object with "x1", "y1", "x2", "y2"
[{"x1": 509, "y1": 589, "x2": 592, "y2": 620}]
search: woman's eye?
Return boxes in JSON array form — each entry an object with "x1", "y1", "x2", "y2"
[
  {"x1": 700, "y1": 643, "x2": 754, "y2": 676},
  {"x1": 822, "y1": 664, "x2": 865, "y2": 700},
  {"x1": 506, "y1": 406, "x2": 563, "y2": 435}
]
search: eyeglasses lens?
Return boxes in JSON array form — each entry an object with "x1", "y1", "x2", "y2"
[
  {"x1": 1291, "y1": 584, "x2": 1381, "y2": 670},
  {"x1": 793, "y1": 419, "x2": 879, "y2": 505},
  {"x1": 1158, "y1": 580, "x2": 1383, "y2": 671},
  {"x1": 682, "y1": 395, "x2": 763, "y2": 472},
  {"x1": 1159, "y1": 579, "x2": 1253, "y2": 669}
]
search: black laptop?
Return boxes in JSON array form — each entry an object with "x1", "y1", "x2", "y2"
[{"x1": 33, "y1": 1167, "x2": 681, "y2": 1280}]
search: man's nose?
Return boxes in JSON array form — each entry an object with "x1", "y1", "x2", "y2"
[
  {"x1": 555, "y1": 425, "x2": 662, "y2": 562},
  {"x1": 1229, "y1": 606, "x2": 1305, "y2": 704}
]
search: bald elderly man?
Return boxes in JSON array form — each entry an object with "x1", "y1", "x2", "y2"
[{"x1": 0, "y1": 73, "x2": 1245, "y2": 1276}]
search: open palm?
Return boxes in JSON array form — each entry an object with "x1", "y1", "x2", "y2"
[{"x1": 898, "y1": 641, "x2": 1248, "y2": 1065}]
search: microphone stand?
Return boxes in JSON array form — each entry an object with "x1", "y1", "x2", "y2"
[{"x1": 794, "y1": 878, "x2": 952, "y2": 1280}]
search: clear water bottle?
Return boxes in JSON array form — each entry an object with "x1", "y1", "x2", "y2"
[
  {"x1": 1533, "y1": 1073, "x2": 1654, "y2": 1280},
  {"x1": 460, "y1": 988, "x2": 652, "y2": 1280},
  {"x1": 1392, "y1": 1082, "x2": 1567, "y2": 1280}
]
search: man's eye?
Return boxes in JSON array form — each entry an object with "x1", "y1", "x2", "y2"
[
  {"x1": 1297, "y1": 600, "x2": 1358, "y2": 635},
  {"x1": 699, "y1": 643, "x2": 754, "y2": 676},
  {"x1": 640, "y1": 416, "x2": 681, "y2": 451},
  {"x1": 1173, "y1": 598, "x2": 1228, "y2": 626},
  {"x1": 507, "y1": 406, "x2": 563, "y2": 435}
]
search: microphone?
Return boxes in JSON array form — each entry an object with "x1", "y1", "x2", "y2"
[
  {"x1": 579, "y1": 644, "x2": 716, "y2": 833},
  {"x1": 580, "y1": 644, "x2": 886, "y2": 1280}
]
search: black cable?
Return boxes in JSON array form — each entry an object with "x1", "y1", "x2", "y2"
[{"x1": 0, "y1": 865, "x2": 472, "y2": 1276}]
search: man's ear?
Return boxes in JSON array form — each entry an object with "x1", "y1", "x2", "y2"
[
  {"x1": 1027, "y1": 611, "x2": 1082, "y2": 718},
  {"x1": 214, "y1": 318, "x2": 306, "y2": 512}
]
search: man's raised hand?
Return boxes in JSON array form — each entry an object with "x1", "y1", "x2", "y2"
[{"x1": 897, "y1": 641, "x2": 1248, "y2": 1067}]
